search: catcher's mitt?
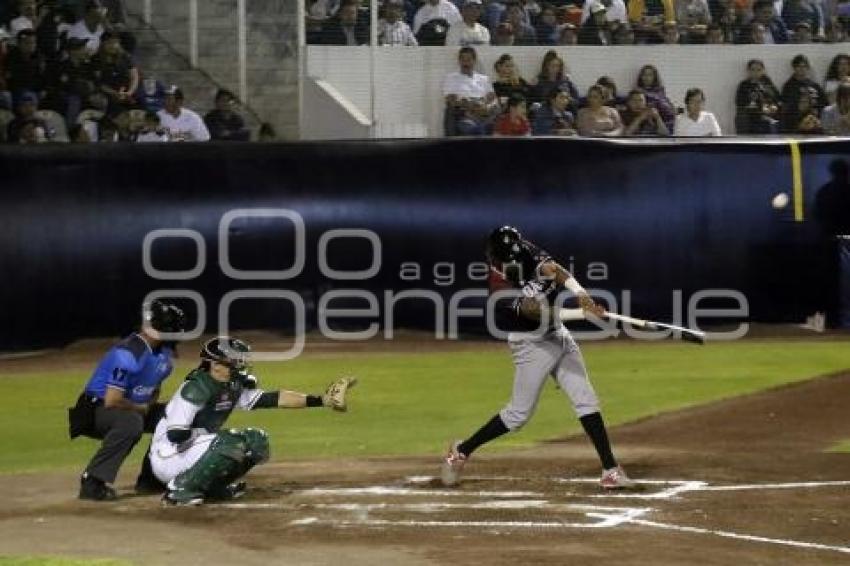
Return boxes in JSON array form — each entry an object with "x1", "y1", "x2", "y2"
[{"x1": 322, "y1": 376, "x2": 358, "y2": 412}]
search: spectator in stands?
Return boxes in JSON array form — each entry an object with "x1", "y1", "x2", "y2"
[
  {"x1": 413, "y1": 0, "x2": 462, "y2": 35},
  {"x1": 825, "y1": 53, "x2": 850, "y2": 103},
  {"x1": 737, "y1": 21, "x2": 766, "y2": 43},
  {"x1": 792, "y1": 20, "x2": 814, "y2": 41},
  {"x1": 621, "y1": 89, "x2": 669, "y2": 135},
  {"x1": 581, "y1": 0, "x2": 628, "y2": 26},
  {"x1": 735, "y1": 58, "x2": 781, "y2": 134},
  {"x1": 492, "y1": 21, "x2": 515, "y2": 44},
  {"x1": 91, "y1": 30, "x2": 138, "y2": 113},
  {"x1": 559, "y1": 22, "x2": 579, "y2": 44},
  {"x1": 442, "y1": 46, "x2": 496, "y2": 136},
  {"x1": 531, "y1": 50, "x2": 579, "y2": 110},
  {"x1": 378, "y1": 0, "x2": 418, "y2": 45},
  {"x1": 6, "y1": 90, "x2": 48, "y2": 142},
  {"x1": 9, "y1": 0, "x2": 42, "y2": 37},
  {"x1": 629, "y1": 0, "x2": 675, "y2": 42},
  {"x1": 321, "y1": 0, "x2": 369, "y2": 45},
  {"x1": 822, "y1": 81, "x2": 850, "y2": 135},
  {"x1": 35, "y1": 0, "x2": 72, "y2": 62},
  {"x1": 445, "y1": 0, "x2": 490, "y2": 45},
  {"x1": 135, "y1": 110, "x2": 169, "y2": 142},
  {"x1": 0, "y1": 28, "x2": 10, "y2": 109},
  {"x1": 134, "y1": 75, "x2": 166, "y2": 113},
  {"x1": 493, "y1": 93, "x2": 531, "y2": 136},
  {"x1": 782, "y1": 86, "x2": 824, "y2": 133},
  {"x1": 783, "y1": 0, "x2": 821, "y2": 38},
  {"x1": 157, "y1": 86, "x2": 210, "y2": 142},
  {"x1": 100, "y1": 0, "x2": 135, "y2": 53},
  {"x1": 5, "y1": 29, "x2": 45, "y2": 98},
  {"x1": 613, "y1": 23, "x2": 636, "y2": 43},
  {"x1": 577, "y1": 84, "x2": 622, "y2": 136},
  {"x1": 492, "y1": 53, "x2": 530, "y2": 103},
  {"x1": 705, "y1": 21, "x2": 725, "y2": 42},
  {"x1": 675, "y1": 87, "x2": 721, "y2": 135},
  {"x1": 204, "y1": 89, "x2": 250, "y2": 141},
  {"x1": 44, "y1": 36, "x2": 95, "y2": 126},
  {"x1": 579, "y1": 2, "x2": 613, "y2": 44},
  {"x1": 595, "y1": 76, "x2": 627, "y2": 111},
  {"x1": 535, "y1": 3, "x2": 560, "y2": 44},
  {"x1": 749, "y1": 0, "x2": 789, "y2": 43},
  {"x1": 662, "y1": 20, "x2": 682, "y2": 42},
  {"x1": 781, "y1": 54, "x2": 827, "y2": 123},
  {"x1": 532, "y1": 87, "x2": 576, "y2": 135},
  {"x1": 675, "y1": 0, "x2": 711, "y2": 39},
  {"x1": 96, "y1": 115, "x2": 119, "y2": 141},
  {"x1": 68, "y1": 0, "x2": 107, "y2": 55},
  {"x1": 635, "y1": 64, "x2": 676, "y2": 132},
  {"x1": 505, "y1": 2, "x2": 537, "y2": 44}
]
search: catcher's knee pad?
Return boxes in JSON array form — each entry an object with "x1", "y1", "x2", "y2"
[{"x1": 239, "y1": 427, "x2": 270, "y2": 466}]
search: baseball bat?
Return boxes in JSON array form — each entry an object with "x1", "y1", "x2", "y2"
[{"x1": 557, "y1": 308, "x2": 706, "y2": 344}]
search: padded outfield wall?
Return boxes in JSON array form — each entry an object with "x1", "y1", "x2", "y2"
[{"x1": 0, "y1": 138, "x2": 845, "y2": 350}]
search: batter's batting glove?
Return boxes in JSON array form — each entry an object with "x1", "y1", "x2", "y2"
[{"x1": 322, "y1": 376, "x2": 358, "y2": 412}]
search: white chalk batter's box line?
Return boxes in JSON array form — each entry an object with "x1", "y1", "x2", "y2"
[{"x1": 222, "y1": 477, "x2": 850, "y2": 556}]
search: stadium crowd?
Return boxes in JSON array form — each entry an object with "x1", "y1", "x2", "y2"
[
  {"x1": 442, "y1": 47, "x2": 850, "y2": 135},
  {"x1": 307, "y1": 0, "x2": 850, "y2": 46},
  {"x1": 0, "y1": 0, "x2": 253, "y2": 143}
]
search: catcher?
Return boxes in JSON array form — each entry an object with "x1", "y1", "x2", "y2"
[{"x1": 151, "y1": 336, "x2": 357, "y2": 505}]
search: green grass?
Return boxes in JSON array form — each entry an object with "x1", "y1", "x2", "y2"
[
  {"x1": 0, "y1": 558, "x2": 131, "y2": 566},
  {"x1": 0, "y1": 340, "x2": 847, "y2": 474},
  {"x1": 828, "y1": 439, "x2": 850, "y2": 453}
]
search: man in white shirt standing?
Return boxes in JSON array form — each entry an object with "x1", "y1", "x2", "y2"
[
  {"x1": 443, "y1": 46, "x2": 497, "y2": 136},
  {"x1": 379, "y1": 0, "x2": 418, "y2": 45},
  {"x1": 9, "y1": 0, "x2": 43, "y2": 39},
  {"x1": 413, "y1": 0, "x2": 463, "y2": 35},
  {"x1": 445, "y1": 0, "x2": 491, "y2": 46},
  {"x1": 674, "y1": 87, "x2": 722, "y2": 136},
  {"x1": 157, "y1": 86, "x2": 211, "y2": 142},
  {"x1": 67, "y1": 0, "x2": 107, "y2": 55}
]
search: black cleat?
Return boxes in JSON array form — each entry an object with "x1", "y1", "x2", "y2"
[
  {"x1": 134, "y1": 475, "x2": 167, "y2": 495},
  {"x1": 79, "y1": 473, "x2": 118, "y2": 501}
]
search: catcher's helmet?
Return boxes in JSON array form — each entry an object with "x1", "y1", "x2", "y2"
[
  {"x1": 200, "y1": 337, "x2": 251, "y2": 371},
  {"x1": 143, "y1": 300, "x2": 187, "y2": 334},
  {"x1": 486, "y1": 225, "x2": 524, "y2": 264}
]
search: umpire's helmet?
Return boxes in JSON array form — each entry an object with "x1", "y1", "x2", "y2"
[
  {"x1": 200, "y1": 337, "x2": 251, "y2": 371},
  {"x1": 143, "y1": 300, "x2": 187, "y2": 334},
  {"x1": 486, "y1": 225, "x2": 524, "y2": 264}
]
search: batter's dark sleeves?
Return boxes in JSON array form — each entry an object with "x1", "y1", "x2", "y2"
[
  {"x1": 84, "y1": 407, "x2": 144, "y2": 483},
  {"x1": 580, "y1": 412, "x2": 617, "y2": 470}
]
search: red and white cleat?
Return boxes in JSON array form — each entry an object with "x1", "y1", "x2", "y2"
[
  {"x1": 440, "y1": 440, "x2": 467, "y2": 487},
  {"x1": 600, "y1": 466, "x2": 636, "y2": 490}
]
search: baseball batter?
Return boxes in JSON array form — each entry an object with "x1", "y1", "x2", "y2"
[
  {"x1": 151, "y1": 336, "x2": 356, "y2": 505},
  {"x1": 441, "y1": 226, "x2": 634, "y2": 489}
]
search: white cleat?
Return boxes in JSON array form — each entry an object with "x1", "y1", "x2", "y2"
[
  {"x1": 440, "y1": 440, "x2": 467, "y2": 487},
  {"x1": 600, "y1": 466, "x2": 636, "y2": 490}
]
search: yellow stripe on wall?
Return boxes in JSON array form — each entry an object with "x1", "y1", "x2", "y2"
[{"x1": 789, "y1": 140, "x2": 804, "y2": 222}]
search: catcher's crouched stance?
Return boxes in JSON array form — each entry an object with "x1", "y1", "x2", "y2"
[{"x1": 151, "y1": 337, "x2": 356, "y2": 506}]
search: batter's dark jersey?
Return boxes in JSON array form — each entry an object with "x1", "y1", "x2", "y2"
[{"x1": 488, "y1": 240, "x2": 560, "y2": 333}]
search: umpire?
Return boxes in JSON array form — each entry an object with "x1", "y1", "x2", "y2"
[{"x1": 69, "y1": 300, "x2": 186, "y2": 501}]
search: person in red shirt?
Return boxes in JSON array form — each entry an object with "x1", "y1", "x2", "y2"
[{"x1": 493, "y1": 92, "x2": 530, "y2": 136}]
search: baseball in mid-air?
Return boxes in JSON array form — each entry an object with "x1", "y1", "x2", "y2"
[{"x1": 771, "y1": 192, "x2": 790, "y2": 209}]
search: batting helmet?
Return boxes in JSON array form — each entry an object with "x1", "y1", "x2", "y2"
[
  {"x1": 143, "y1": 300, "x2": 187, "y2": 334},
  {"x1": 200, "y1": 337, "x2": 251, "y2": 371},
  {"x1": 486, "y1": 225, "x2": 525, "y2": 264}
]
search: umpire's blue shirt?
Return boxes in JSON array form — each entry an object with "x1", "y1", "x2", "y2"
[{"x1": 84, "y1": 334, "x2": 174, "y2": 404}]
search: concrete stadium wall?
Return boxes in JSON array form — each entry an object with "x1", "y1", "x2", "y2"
[{"x1": 305, "y1": 44, "x2": 848, "y2": 138}]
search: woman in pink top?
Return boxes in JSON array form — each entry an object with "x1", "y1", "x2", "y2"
[{"x1": 577, "y1": 85, "x2": 623, "y2": 136}]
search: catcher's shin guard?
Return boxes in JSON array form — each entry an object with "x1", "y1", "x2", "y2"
[{"x1": 166, "y1": 428, "x2": 269, "y2": 504}]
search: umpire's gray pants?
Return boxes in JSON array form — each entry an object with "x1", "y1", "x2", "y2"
[
  {"x1": 85, "y1": 407, "x2": 144, "y2": 483},
  {"x1": 499, "y1": 330, "x2": 600, "y2": 430}
]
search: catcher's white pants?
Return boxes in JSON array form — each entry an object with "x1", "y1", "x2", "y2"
[
  {"x1": 499, "y1": 329, "x2": 600, "y2": 430},
  {"x1": 150, "y1": 432, "x2": 216, "y2": 484}
]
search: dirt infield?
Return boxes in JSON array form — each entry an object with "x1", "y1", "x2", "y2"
[{"x1": 1, "y1": 367, "x2": 848, "y2": 565}]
